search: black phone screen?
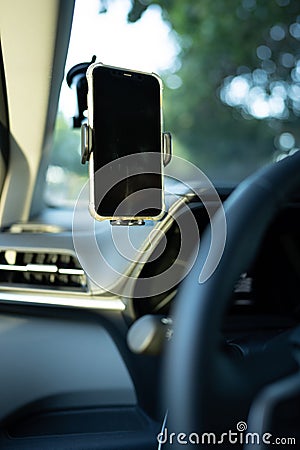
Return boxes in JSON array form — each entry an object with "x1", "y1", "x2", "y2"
[{"x1": 91, "y1": 65, "x2": 163, "y2": 218}]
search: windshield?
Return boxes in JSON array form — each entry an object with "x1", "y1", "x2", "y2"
[{"x1": 45, "y1": 0, "x2": 300, "y2": 204}]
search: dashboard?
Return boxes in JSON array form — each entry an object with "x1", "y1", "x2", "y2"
[
  {"x1": 0, "y1": 188, "x2": 299, "y2": 325},
  {"x1": 0, "y1": 182, "x2": 299, "y2": 448}
]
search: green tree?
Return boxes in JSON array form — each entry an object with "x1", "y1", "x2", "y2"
[{"x1": 100, "y1": 0, "x2": 300, "y2": 182}]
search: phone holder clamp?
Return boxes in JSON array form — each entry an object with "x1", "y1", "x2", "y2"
[
  {"x1": 163, "y1": 132, "x2": 172, "y2": 167},
  {"x1": 81, "y1": 125, "x2": 172, "y2": 166},
  {"x1": 81, "y1": 124, "x2": 92, "y2": 165}
]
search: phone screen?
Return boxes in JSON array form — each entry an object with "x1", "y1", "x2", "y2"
[{"x1": 90, "y1": 65, "x2": 163, "y2": 219}]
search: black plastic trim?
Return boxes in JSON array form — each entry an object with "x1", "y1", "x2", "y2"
[{"x1": 0, "y1": 38, "x2": 10, "y2": 168}]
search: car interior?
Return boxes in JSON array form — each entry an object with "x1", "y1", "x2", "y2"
[{"x1": 0, "y1": 0, "x2": 300, "y2": 449}]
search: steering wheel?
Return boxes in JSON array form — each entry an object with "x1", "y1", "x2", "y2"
[{"x1": 164, "y1": 151, "x2": 300, "y2": 448}]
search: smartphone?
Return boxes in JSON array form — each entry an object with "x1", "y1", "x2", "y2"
[{"x1": 86, "y1": 62, "x2": 164, "y2": 221}]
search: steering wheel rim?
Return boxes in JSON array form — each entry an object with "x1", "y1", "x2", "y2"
[{"x1": 164, "y1": 151, "x2": 300, "y2": 447}]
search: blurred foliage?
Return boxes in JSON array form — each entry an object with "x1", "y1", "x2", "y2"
[
  {"x1": 49, "y1": 113, "x2": 85, "y2": 174},
  {"x1": 51, "y1": 0, "x2": 300, "y2": 191},
  {"x1": 46, "y1": 113, "x2": 88, "y2": 204},
  {"x1": 104, "y1": 0, "x2": 300, "y2": 182}
]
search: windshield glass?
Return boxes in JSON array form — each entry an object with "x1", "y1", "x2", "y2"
[{"x1": 45, "y1": 0, "x2": 300, "y2": 205}]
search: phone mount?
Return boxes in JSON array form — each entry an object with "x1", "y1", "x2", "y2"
[
  {"x1": 67, "y1": 60, "x2": 172, "y2": 226},
  {"x1": 66, "y1": 56, "x2": 96, "y2": 128}
]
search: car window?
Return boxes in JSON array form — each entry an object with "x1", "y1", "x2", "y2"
[{"x1": 45, "y1": 0, "x2": 300, "y2": 205}]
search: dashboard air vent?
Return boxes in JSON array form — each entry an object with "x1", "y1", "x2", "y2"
[{"x1": 0, "y1": 250, "x2": 88, "y2": 292}]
